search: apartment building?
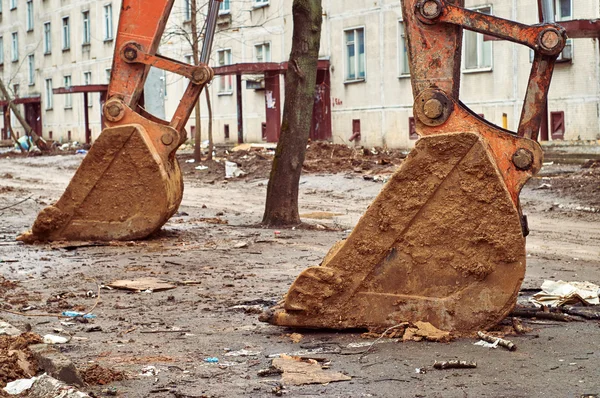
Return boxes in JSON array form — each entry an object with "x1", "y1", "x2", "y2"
[
  {"x1": 0, "y1": 0, "x2": 118, "y2": 142},
  {"x1": 1, "y1": 0, "x2": 599, "y2": 147},
  {"x1": 192, "y1": 0, "x2": 599, "y2": 148}
]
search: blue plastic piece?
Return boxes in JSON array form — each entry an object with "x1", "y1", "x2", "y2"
[{"x1": 62, "y1": 311, "x2": 96, "y2": 319}]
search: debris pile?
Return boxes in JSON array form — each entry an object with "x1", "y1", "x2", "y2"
[
  {"x1": 178, "y1": 141, "x2": 407, "y2": 181},
  {"x1": 0, "y1": 332, "x2": 42, "y2": 389}
]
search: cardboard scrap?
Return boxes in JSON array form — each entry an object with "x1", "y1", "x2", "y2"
[
  {"x1": 272, "y1": 355, "x2": 350, "y2": 386},
  {"x1": 403, "y1": 321, "x2": 451, "y2": 343},
  {"x1": 107, "y1": 278, "x2": 176, "y2": 292},
  {"x1": 530, "y1": 280, "x2": 600, "y2": 307}
]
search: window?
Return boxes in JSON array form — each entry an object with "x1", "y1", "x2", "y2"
[
  {"x1": 184, "y1": 0, "x2": 191, "y2": 21},
  {"x1": 26, "y1": 1, "x2": 34, "y2": 31},
  {"x1": 82, "y1": 11, "x2": 91, "y2": 45},
  {"x1": 0, "y1": 37, "x2": 3, "y2": 65},
  {"x1": 45, "y1": 79, "x2": 53, "y2": 110},
  {"x1": 44, "y1": 22, "x2": 52, "y2": 54},
  {"x1": 62, "y1": 17, "x2": 71, "y2": 50},
  {"x1": 64, "y1": 76, "x2": 72, "y2": 109},
  {"x1": 345, "y1": 28, "x2": 365, "y2": 81},
  {"x1": 254, "y1": 0, "x2": 269, "y2": 7},
  {"x1": 103, "y1": 4, "x2": 113, "y2": 40},
  {"x1": 217, "y1": 49, "x2": 233, "y2": 93},
  {"x1": 11, "y1": 32, "x2": 18, "y2": 62},
  {"x1": 84, "y1": 71, "x2": 93, "y2": 107},
  {"x1": 255, "y1": 43, "x2": 271, "y2": 62},
  {"x1": 220, "y1": 0, "x2": 230, "y2": 13},
  {"x1": 10, "y1": 0, "x2": 16, "y2": 10},
  {"x1": 555, "y1": 0, "x2": 571, "y2": 21},
  {"x1": 398, "y1": 21, "x2": 409, "y2": 76},
  {"x1": 28, "y1": 55, "x2": 35, "y2": 86},
  {"x1": 464, "y1": 6, "x2": 492, "y2": 71}
]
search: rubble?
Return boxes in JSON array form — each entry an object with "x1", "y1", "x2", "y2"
[{"x1": 29, "y1": 344, "x2": 84, "y2": 386}]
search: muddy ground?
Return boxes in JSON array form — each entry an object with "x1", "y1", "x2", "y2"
[{"x1": 0, "y1": 145, "x2": 599, "y2": 398}]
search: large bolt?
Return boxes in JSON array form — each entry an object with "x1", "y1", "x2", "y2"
[
  {"x1": 512, "y1": 148, "x2": 534, "y2": 171},
  {"x1": 104, "y1": 100, "x2": 125, "y2": 122},
  {"x1": 123, "y1": 47, "x2": 138, "y2": 61},
  {"x1": 539, "y1": 29, "x2": 561, "y2": 52},
  {"x1": 192, "y1": 68, "x2": 208, "y2": 85},
  {"x1": 423, "y1": 98, "x2": 444, "y2": 119},
  {"x1": 161, "y1": 133, "x2": 174, "y2": 146},
  {"x1": 420, "y1": 0, "x2": 442, "y2": 19}
]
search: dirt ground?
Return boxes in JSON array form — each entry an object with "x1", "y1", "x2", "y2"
[{"x1": 0, "y1": 144, "x2": 599, "y2": 398}]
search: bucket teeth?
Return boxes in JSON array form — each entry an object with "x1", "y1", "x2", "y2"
[
  {"x1": 284, "y1": 267, "x2": 344, "y2": 311},
  {"x1": 263, "y1": 132, "x2": 535, "y2": 333}
]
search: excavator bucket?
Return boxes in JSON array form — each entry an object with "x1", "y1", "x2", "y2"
[
  {"x1": 19, "y1": 121, "x2": 183, "y2": 242},
  {"x1": 262, "y1": 131, "x2": 538, "y2": 333},
  {"x1": 262, "y1": 0, "x2": 563, "y2": 333},
  {"x1": 19, "y1": 0, "x2": 221, "y2": 242}
]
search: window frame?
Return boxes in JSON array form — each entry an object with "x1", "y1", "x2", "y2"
[
  {"x1": 10, "y1": 32, "x2": 18, "y2": 62},
  {"x1": 254, "y1": 42, "x2": 271, "y2": 63},
  {"x1": 82, "y1": 11, "x2": 91, "y2": 45},
  {"x1": 462, "y1": 5, "x2": 493, "y2": 73},
  {"x1": 43, "y1": 22, "x2": 52, "y2": 54},
  {"x1": 398, "y1": 20, "x2": 410, "y2": 78},
  {"x1": 184, "y1": 0, "x2": 192, "y2": 22},
  {"x1": 217, "y1": 48, "x2": 233, "y2": 94},
  {"x1": 253, "y1": 0, "x2": 269, "y2": 8},
  {"x1": 28, "y1": 54, "x2": 35, "y2": 86},
  {"x1": 103, "y1": 4, "x2": 114, "y2": 41},
  {"x1": 45, "y1": 78, "x2": 53, "y2": 110},
  {"x1": 64, "y1": 75, "x2": 73, "y2": 109},
  {"x1": 26, "y1": 0, "x2": 34, "y2": 32},
  {"x1": 555, "y1": 0, "x2": 572, "y2": 21},
  {"x1": 62, "y1": 16, "x2": 71, "y2": 51},
  {"x1": 83, "y1": 71, "x2": 93, "y2": 107},
  {"x1": 344, "y1": 26, "x2": 366, "y2": 83},
  {"x1": 219, "y1": 0, "x2": 231, "y2": 14}
]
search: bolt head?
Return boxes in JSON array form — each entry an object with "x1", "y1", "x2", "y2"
[
  {"x1": 423, "y1": 99, "x2": 444, "y2": 119},
  {"x1": 192, "y1": 68, "x2": 207, "y2": 84},
  {"x1": 107, "y1": 105, "x2": 121, "y2": 117},
  {"x1": 421, "y1": 0, "x2": 442, "y2": 19},
  {"x1": 124, "y1": 47, "x2": 138, "y2": 61},
  {"x1": 161, "y1": 133, "x2": 174, "y2": 146},
  {"x1": 512, "y1": 148, "x2": 534, "y2": 171},
  {"x1": 540, "y1": 29, "x2": 561, "y2": 51}
]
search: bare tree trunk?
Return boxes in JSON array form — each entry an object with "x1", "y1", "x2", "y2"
[
  {"x1": 0, "y1": 78, "x2": 47, "y2": 150},
  {"x1": 205, "y1": 89, "x2": 213, "y2": 160},
  {"x1": 191, "y1": 0, "x2": 202, "y2": 162},
  {"x1": 262, "y1": 0, "x2": 322, "y2": 226}
]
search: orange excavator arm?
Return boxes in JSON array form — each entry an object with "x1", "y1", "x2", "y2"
[
  {"x1": 262, "y1": 0, "x2": 566, "y2": 334},
  {"x1": 20, "y1": 0, "x2": 221, "y2": 243}
]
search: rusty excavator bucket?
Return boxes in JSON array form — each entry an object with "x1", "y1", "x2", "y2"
[
  {"x1": 19, "y1": 0, "x2": 220, "y2": 243},
  {"x1": 262, "y1": 0, "x2": 566, "y2": 333}
]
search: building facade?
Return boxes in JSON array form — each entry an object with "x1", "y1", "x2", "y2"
[
  {"x1": 1, "y1": 0, "x2": 599, "y2": 147},
  {"x1": 0, "y1": 0, "x2": 117, "y2": 142}
]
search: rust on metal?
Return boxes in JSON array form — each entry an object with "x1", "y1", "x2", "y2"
[{"x1": 264, "y1": 0, "x2": 560, "y2": 334}]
